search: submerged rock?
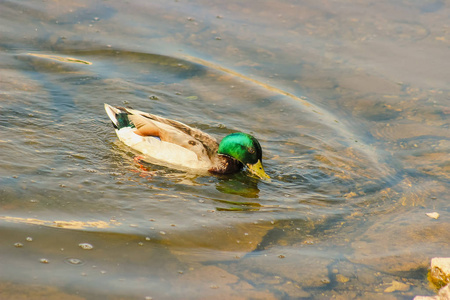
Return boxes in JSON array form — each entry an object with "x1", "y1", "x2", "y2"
[
  {"x1": 426, "y1": 212, "x2": 440, "y2": 220},
  {"x1": 430, "y1": 257, "x2": 450, "y2": 288},
  {"x1": 414, "y1": 257, "x2": 450, "y2": 300},
  {"x1": 439, "y1": 285, "x2": 450, "y2": 300},
  {"x1": 384, "y1": 280, "x2": 410, "y2": 293},
  {"x1": 163, "y1": 222, "x2": 274, "y2": 263},
  {"x1": 414, "y1": 284, "x2": 450, "y2": 300},
  {"x1": 174, "y1": 265, "x2": 277, "y2": 299},
  {"x1": 349, "y1": 211, "x2": 450, "y2": 274},
  {"x1": 236, "y1": 246, "x2": 333, "y2": 288}
]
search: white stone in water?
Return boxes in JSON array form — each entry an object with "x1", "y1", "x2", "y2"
[
  {"x1": 40, "y1": 258, "x2": 49, "y2": 264},
  {"x1": 67, "y1": 258, "x2": 83, "y2": 265},
  {"x1": 431, "y1": 257, "x2": 450, "y2": 286},
  {"x1": 78, "y1": 243, "x2": 94, "y2": 250},
  {"x1": 426, "y1": 212, "x2": 440, "y2": 219},
  {"x1": 414, "y1": 258, "x2": 450, "y2": 300},
  {"x1": 439, "y1": 284, "x2": 450, "y2": 299},
  {"x1": 384, "y1": 280, "x2": 410, "y2": 293}
]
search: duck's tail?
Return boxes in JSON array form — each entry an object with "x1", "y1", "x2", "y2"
[{"x1": 104, "y1": 103, "x2": 134, "y2": 129}]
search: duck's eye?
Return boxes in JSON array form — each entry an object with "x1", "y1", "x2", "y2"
[
  {"x1": 188, "y1": 140, "x2": 197, "y2": 146},
  {"x1": 248, "y1": 147, "x2": 255, "y2": 154}
]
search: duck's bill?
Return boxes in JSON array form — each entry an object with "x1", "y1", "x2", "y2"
[{"x1": 247, "y1": 160, "x2": 270, "y2": 180}]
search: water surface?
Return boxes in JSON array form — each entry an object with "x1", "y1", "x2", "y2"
[{"x1": 1, "y1": 0, "x2": 449, "y2": 299}]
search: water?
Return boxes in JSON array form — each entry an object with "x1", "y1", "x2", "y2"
[{"x1": 1, "y1": 0, "x2": 449, "y2": 299}]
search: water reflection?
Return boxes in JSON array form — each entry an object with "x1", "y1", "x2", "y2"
[
  {"x1": 1, "y1": 0, "x2": 449, "y2": 298},
  {"x1": 27, "y1": 53, "x2": 93, "y2": 65},
  {"x1": 215, "y1": 175, "x2": 260, "y2": 199}
]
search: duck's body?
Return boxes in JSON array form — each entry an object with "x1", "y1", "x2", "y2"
[{"x1": 104, "y1": 104, "x2": 269, "y2": 178}]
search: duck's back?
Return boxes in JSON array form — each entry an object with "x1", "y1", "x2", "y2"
[
  {"x1": 105, "y1": 104, "x2": 216, "y2": 171},
  {"x1": 125, "y1": 107, "x2": 220, "y2": 158}
]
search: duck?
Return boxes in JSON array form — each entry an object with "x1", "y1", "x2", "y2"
[{"x1": 104, "y1": 104, "x2": 269, "y2": 179}]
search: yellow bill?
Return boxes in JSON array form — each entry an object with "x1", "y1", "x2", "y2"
[{"x1": 247, "y1": 159, "x2": 270, "y2": 180}]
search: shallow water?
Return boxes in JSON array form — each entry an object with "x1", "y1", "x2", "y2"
[{"x1": 1, "y1": 0, "x2": 449, "y2": 299}]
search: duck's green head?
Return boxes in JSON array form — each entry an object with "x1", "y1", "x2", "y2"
[{"x1": 218, "y1": 132, "x2": 269, "y2": 179}]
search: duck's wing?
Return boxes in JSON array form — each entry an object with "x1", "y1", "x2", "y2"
[
  {"x1": 124, "y1": 107, "x2": 220, "y2": 158},
  {"x1": 105, "y1": 104, "x2": 213, "y2": 169}
]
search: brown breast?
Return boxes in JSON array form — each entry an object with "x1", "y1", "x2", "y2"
[{"x1": 208, "y1": 155, "x2": 243, "y2": 175}]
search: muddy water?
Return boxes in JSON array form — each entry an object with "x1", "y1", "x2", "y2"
[{"x1": 0, "y1": 0, "x2": 449, "y2": 299}]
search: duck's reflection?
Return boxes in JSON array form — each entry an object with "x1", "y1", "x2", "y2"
[{"x1": 213, "y1": 174, "x2": 262, "y2": 211}]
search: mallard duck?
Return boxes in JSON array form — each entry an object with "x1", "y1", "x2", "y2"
[{"x1": 104, "y1": 104, "x2": 269, "y2": 179}]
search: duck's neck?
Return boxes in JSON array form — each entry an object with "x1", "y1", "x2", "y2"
[{"x1": 209, "y1": 154, "x2": 243, "y2": 174}]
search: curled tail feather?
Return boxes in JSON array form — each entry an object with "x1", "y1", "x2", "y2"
[{"x1": 104, "y1": 103, "x2": 134, "y2": 129}]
